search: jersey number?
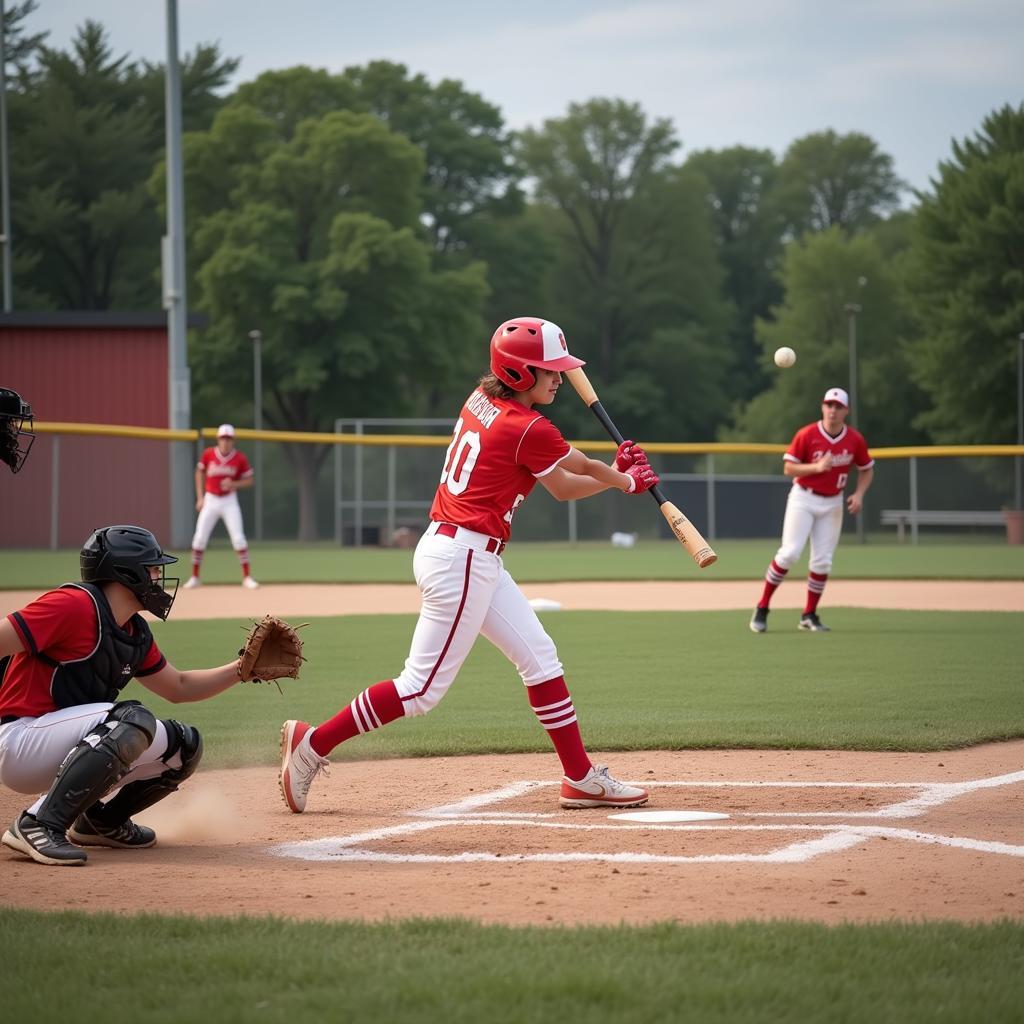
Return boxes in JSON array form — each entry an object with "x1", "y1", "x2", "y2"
[
  {"x1": 440, "y1": 418, "x2": 481, "y2": 496},
  {"x1": 836, "y1": 472, "x2": 849, "y2": 490}
]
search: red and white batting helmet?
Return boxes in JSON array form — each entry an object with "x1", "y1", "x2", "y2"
[{"x1": 489, "y1": 317, "x2": 585, "y2": 392}]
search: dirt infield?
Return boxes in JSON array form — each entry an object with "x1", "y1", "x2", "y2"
[{"x1": 1, "y1": 580, "x2": 1022, "y2": 925}]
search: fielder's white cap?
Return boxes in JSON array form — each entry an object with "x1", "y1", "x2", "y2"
[
  {"x1": 823, "y1": 388, "x2": 849, "y2": 408},
  {"x1": 217, "y1": 423, "x2": 236, "y2": 437}
]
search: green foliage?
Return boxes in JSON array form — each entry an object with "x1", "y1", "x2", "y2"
[
  {"x1": 774, "y1": 130, "x2": 907, "y2": 237},
  {"x1": 9, "y1": 19, "x2": 235, "y2": 310},
  {"x1": 907, "y1": 103, "x2": 1024, "y2": 450},
  {"x1": 727, "y1": 227, "x2": 927, "y2": 447}
]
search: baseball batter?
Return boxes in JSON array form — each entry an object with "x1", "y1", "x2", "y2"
[
  {"x1": 280, "y1": 316, "x2": 659, "y2": 813},
  {"x1": 750, "y1": 387, "x2": 874, "y2": 633},
  {"x1": 0, "y1": 386, "x2": 35, "y2": 474},
  {"x1": 186, "y1": 424, "x2": 259, "y2": 589},
  {"x1": 0, "y1": 525, "x2": 248, "y2": 866}
]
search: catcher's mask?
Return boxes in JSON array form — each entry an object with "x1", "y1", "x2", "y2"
[
  {"x1": 489, "y1": 317, "x2": 585, "y2": 393},
  {"x1": 0, "y1": 386, "x2": 35, "y2": 474},
  {"x1": 80, "y1": 525, "x2": 180, "y2": 620}
]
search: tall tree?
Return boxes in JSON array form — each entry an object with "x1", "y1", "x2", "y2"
[
  {"x1": 727, "y1": 226, "x2": 924, "y2": 449},
  {"x1": 517, "y1": 99, "x2": 680, "y2": 383},
  {"x1": 187, "y1": 105, "x2": 489, "y2": 539},
  {"x1": 684, "y1": 146, "x2": 784, "y2": 399},
  {"x1": 907, "y1": 103, "x2": 1024, "y2": 448},
  {"x1": 10, "y1": 20, "x2": 235, "y2": 310},
  {"x1": 1, "y1": 0, "x2": 47, "y2": 81},
  {"x1": 774, "y1": 130, "x2": 906, "y2": 238}
]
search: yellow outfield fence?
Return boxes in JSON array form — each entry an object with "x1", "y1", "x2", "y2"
[{"x1": 13, "y1": 422, "x2": 1024, "y2": 549}]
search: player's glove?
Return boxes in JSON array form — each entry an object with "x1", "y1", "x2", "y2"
[
  {"x1": 237, "y1": 614, "x2": 306, "y2": 683},
  {"x1": 624, "y1": 463, "x2": 659, "y2": 494},
  {"x1": 614, "y1": 440, "x2": 649, "y2": 472}
]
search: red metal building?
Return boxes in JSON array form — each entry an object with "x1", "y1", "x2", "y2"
[{"x1": 0, "y1": 312, "x2": 188, "y2": 550}]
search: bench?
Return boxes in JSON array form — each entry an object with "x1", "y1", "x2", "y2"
[{"x1": 880, "y1": 509, "x2": 1006, "y2": 542}]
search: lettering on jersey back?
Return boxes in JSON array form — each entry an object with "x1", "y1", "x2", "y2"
[{"x1": 466, "y1": 390, "x2": 502, "y2": 430}]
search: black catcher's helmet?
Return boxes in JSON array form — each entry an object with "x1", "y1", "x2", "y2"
[
  {"x1": 0, "y1": 386, "x2": 35, "y2": 474},
  {"x1": 80, "y1": 525, "x2": 180, "y2": 620}
]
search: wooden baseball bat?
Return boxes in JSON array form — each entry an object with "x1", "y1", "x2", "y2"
[{"x1": 564, "y1": 367, "x2": 718, "y2": 568}]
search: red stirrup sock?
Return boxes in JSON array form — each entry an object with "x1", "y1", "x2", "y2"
[
  {"x1": 190, "y1": 549, "x2": 203, "y2": 577},
  {"x1": 804, "y1": 572, "x2": 828, "y2": 615},
  {"x1": 758, "y1": 559, "x2": 788, "y2": 608},
  {"x1": 310, "y1": 680, "x2": 404, "y2": 757},
  {"x1": 527, "y1": 676, "x2": 591, "y2": 781}
]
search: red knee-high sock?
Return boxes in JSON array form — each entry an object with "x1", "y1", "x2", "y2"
[
  {"x1": 758, "y1": 560, "x2": 788, "y2": 608},
  {"x1": 190, "y1": 549, "x2": 203, "y2": 578},
  {"x1": 237, "y1": 548, "x2": 252, "y2": 578},
  {"x1": 310, "y1": 680, "x2": 404, "y2": 757},
  {"x1": 804, "y1": 572, "x2": 828, "y2": 615},
  {"x1": 527, "y1": 676, "x2": 591, "y2": 781}
]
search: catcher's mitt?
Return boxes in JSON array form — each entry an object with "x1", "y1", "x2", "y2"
[{"x1": 237, "y1": 614, "x2": 306, "y2": 683}]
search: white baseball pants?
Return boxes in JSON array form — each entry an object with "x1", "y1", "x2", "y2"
[
  {"x1": 394, "y1": 524, "x2": 563, "y2": 717},
  {"x1": 191, "y1": 492, "x2": 248, "y2": 551},
  {"x1": 0, "y1": 704, "x2": 185, "y2": 804},
  {"x1": 774, "y1": 484, "x2": 845, "y2": 574}
]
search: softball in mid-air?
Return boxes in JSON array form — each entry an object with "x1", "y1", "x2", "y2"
[{"x1": 774, "y1": 346, "x2": 796, "y2": 368}]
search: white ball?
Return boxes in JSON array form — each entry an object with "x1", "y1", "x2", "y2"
[{"x1": 774, "y1": 346, "x2": 796, "y2": 368}]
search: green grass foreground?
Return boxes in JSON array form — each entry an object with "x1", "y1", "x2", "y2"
[
  {"x1": 134, "y1": 608, "x2": 1024, "y2": 768},
  {"x1": 0, "y1": 910, "x2": 1021, "y2": 1024},
  {"x1": 2, "y1": 536, "x2": 1023, "y2": 588}
]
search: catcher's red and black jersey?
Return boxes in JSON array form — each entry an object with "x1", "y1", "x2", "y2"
[
  {"x1": 1, "y1": 588, "x2": 164, "y2": 718},
  {"x1": 430, "y1": 389, "x2": 571, "y2": 541}
]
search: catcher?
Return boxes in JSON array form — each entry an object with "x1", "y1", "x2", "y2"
[{"x1": 0, "y1": 524, "x2": 303, "y2": 866}]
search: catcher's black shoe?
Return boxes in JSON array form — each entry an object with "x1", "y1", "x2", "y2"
[
  {"x1": 798, "y1": 613, "x2": 830, "y2": 632},
  {"x1": 69, "y1": 813, "x2": 157, "y2": 849},
  {"x1": 749, "y1": 606, "x2": 769, "y2": 633},
  {"x1": 1, "y1": 812, "x2": 88, "y2": 866}
]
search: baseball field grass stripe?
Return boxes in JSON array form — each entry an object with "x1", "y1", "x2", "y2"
[
  {"x1": 2, "y1": 909, "x2": 1022, "y2": 1023},
  {"x1": 119, "y1": 608, "x2": 1024, "y2": 769}
]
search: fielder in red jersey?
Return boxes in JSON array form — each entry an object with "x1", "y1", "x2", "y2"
[
  {"x1": 750, "y1": 387, "x2": 874, "y2": 633},
  {"x1": 280, "y1": 316, "x2": 660, "y2": 814}
]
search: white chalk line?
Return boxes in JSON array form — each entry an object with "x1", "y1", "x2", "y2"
[{"x1": 270, "y1": 770, "x2": 1024, "y2": 864}]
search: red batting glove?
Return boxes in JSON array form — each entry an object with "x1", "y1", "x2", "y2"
[
  {"x1": 625, "y1": 463, "x2": 659, "y2": 494},
  {"x1": 615, "y1": 440, "x2": 649, "y2": 472}
]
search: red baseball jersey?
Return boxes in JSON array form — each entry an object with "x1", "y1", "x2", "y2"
[
  {"x1": 430, "y1": 389, "x2": 572, "y2": 540},
  {"x1": 1, "y1": 588, "x2": 165, "y2": 719},
  {"x1": 198, "y1": 447, "x2": 252, "y2": 496},
  {"x1": 785, "y1": 421, "x2": 873, "y2": 497}
]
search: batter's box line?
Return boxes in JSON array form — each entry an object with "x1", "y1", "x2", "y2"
[
  {"x1": 410, "y1": 770, "x2": 1024, "y2": 822},
  {"x1": 269, "y1": 818, "x2": 1024, "y2": 864}
]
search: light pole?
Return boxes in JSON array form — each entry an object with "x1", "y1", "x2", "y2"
[
  {"x1": 250, "y1": 329, "x2": 264, "y2": 541},
  {"x1": 844, "y1": 300, "x2": 864, "y2": 542},
  {"x1": 0, "y1": 0, "x2": 13, "y2": 312},
  {"x1": 1016, "y1": 332, "x2": 1023, "y2": 511}
]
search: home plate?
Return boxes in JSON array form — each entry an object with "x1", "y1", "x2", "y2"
[{"x1": 609, "y1": 810, "x2": 731, "y2": 823}]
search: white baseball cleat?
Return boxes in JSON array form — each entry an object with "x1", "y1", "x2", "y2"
[
  {"x1": 279, "y1": 720, "x2": 330, "y2": 813},
  {"x1": 242, "y1": 576, "x2": 260, "y2": 589},
  {"x1": 183, "y1": 576, "x2": 202, "y2": 589},
  {"x1": 559, "y1": 764, "x2": 649, "y2": 809}
]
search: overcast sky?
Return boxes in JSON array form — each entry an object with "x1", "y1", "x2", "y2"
[{"x1": 30, "y1": 0, "x2": 1024, "y2": 196}]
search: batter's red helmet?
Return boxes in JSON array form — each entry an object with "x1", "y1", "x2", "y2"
[{"x1": 489, "y1": 317, "x2": 585, "y2": 392}]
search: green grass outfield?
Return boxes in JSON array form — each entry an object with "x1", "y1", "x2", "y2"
[
  {"x1": 140, "y1": 609, "x2": 1024, "y2": 767},
  {"x1": 0, "y1": 911, "x2": 1021, "y2": 1024},
  {"x1": 2, "y1": 535, "x2": 1023, "y2": 588}
]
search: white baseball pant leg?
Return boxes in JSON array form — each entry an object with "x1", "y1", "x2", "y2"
[
  {"x1": 393, "y1": 530, "x2": 504, "y2": 716},
  {"x1": 774, "y1": 485, "x2": 844, "y2": 572},
  {"x1": 191, "y1": 492, "x2": 249, "y2": 551},
  {"x1": 0, "y1": 704, "x2": 186, "y2": 802}
]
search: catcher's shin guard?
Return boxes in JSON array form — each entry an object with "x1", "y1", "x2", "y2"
[
  {"x1": 91, "y1": 720, "x2": 203, "y2": 825},
  {"x1": 34, "y1": 702, "x2": 156, "y2": 833}
]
